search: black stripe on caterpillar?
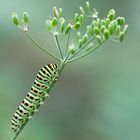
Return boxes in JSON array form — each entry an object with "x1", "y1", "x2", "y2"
[{"x1": 11, "y1": 64, "x2": 59, "y2": 132}]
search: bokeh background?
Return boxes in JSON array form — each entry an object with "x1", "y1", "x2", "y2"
[{"x1": 0, "y1": 0, "x2": 139, "y2": 140}]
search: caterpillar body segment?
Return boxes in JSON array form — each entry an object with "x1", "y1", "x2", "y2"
[{"x1": 11, "y1": 64, "x2": 59, "y2": 132}]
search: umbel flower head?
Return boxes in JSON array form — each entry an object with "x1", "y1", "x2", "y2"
[{"x1": 11, "y1": 1, "x2": 128, "y2": 63}]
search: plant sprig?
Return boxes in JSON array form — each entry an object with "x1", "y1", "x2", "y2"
[
  {"x1": 12, "y1": 2, "x2": 128, "y2": 64},
  {"x1": 11, "y1": 1, "x2": 128, "y2": 140}
]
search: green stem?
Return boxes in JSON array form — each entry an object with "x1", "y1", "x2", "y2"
[
  {"x1": 10, "y1": 120, "x2": 28, "y2": 140},
  {"x1": 26, "y1": 33, "x2": 60, "y2": 61},
  {"x1": 64, "y1": 31, "x2": 71, "y2": 58},
  {"x1": 54, "y1": 34, "x2": 63, "y2": 60},
  {"x1": 67, "y1": 40, "x2": 105, "y2": 63},
  {"x1": 68, "y1": 35, "x2": 95, "y2": 60},
  {"x1": 10, "y1": 61, "x2": 66, "y2": 140},
  {"x1": 64, "y1": 51, "x2": 71, "y2": 63}
]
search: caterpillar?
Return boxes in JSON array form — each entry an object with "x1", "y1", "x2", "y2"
[{"x1": 11, "y1": 64, "x2": 59, "y2": 132}]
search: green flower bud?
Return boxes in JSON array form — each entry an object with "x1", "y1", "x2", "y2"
[
  {"x1": 53, "y1": 7, "x2": 59, "y2": 17},
  {"x1": 107, "y1": 9, "x2": 115, "y2": 21},
  {"x1": 79, "y1": 14, "x2": 84, "y2": 23},
  {"x1": 86, "y1": 1, "x2": 90, "y2": 10},
  {"x1": 74, "y1": 13, "x2": 80, "y2": 22},
  {"x1": 100, "y1": 25, "x2": 106, "y2": 33},
  {"x1": 119, "y1": 32, "x2": 124, "y2": 42},
  {"x1": 116, "y1": 25, "x2": 121, "y2": 35},
  {"x1": 103, "y1": 29, "x2": 110, "y2": 40},
  {"x1": 74, "y1": 14, "x2": 83, "y2": 24},
  {"x1": 51, "y1": 17, "x2": 58, "y2": 27},
  {"x1": 101, "y1": 19, "x2": 105, "y2": 25},
  {"x1": 65, "y1": 23, "x2": 71, "y2": 35},
  {"x1": 60, "y1": 17, "x2": 65, "y2": 32},
  {"x1": 123, "y1": 24, "x2": 129, "y2": 35},
  {"x1": 96, "y1": 18, "x2": 101, "y2": 28},
  {"x1": 117, "y1": 17, "x2": 125, "y2": 26},
  {"x1": 59, "y1": 8, "x2": 63, "y2": 17},
  {"x1": 108, "y1": 9, "x2": 115, "y2": 14},
  {"x1": 69, "y1": 44, "x2": 76, "y2": 54},
  {"x1": 108, "y1": 22, "x2": 115, "y2": 35},
  {"x1": 23, "y1": 12, "x2": 29, "y2": 24},
  {"x1": 87, "y1": 25, "x2": 94, "y2": 36},
  {"x1": 94, "y1": 26, "x2": 100, "y2": 35},
  {"x1": 78, "y1": 39, "x2": 82, "y2": 48},
  {"x1": 87, "y1": 42, "x2": 94, "y2": 51},
  {"x1": 81, "y1": 34, "x2": 88, "y2": 45},
  {"x1": 46, "y1": 20, "x2": 53, "y2": 31},
  {"x1": 12, "y1": 13, "x2": 19, "y2": 26},
  {"x1": 73, "y1": 22, "x2": 81, "y2": 30},
  {"x1": 96, "y1": 35, "x2": 102, "y2": 44},
  {"x1": 104, "y1": 18, "x2": 110, "y2": 27},
  {"x1": 79, "y1": 6, "x2": 85, "y2": 15},
  {"x1": 60, "y1": 23, "x2": 64, "y2": 33},
  {"x1": 112, "y1": 20, "x2": 117, "y2": 28}
]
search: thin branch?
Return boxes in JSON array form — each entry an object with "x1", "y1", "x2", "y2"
[
  {"x1": 67, "y1": 40, "x2": 106, "y2": 63},
  {"x1": 68, "y1": 35, "x2": 96, "y2": 60},
  {"x1": 53, "y1": 34, "x2": 63, "y2": 60},
  {"x1": 26, "y1": 33, "x2": 60, "y2": 61},
  {"x1": 64, "y1": 51, "x2": 71, "y2": 63},
  {"x1": 64, "y1": 30, "x2": 71, "y2": 58},
  {"x1": 10, "y1": 120, "x2": 29, "y2": 140}
]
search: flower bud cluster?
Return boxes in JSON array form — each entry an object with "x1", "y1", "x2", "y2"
[
  {"x1": 46, "y1": 7, "x2": 65, "y2": 34},
  {"x1": 11, "y1": 1, "x2": 128, "y2": 62},
  {"x1": 12, "y1": 12, "x2": 29, "y2": 32},
  {"x1": 76, "y1": 8, "x2": 128, "y2": 48},
  {"x1": 46, "y1": 6, "x2": 85, "y2": 35},
  {"x1": 65, "y1": 2, "x2": 128, "y2": 55}
]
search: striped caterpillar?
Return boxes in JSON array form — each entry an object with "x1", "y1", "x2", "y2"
[{"x1": 11, "y1": 64, "x2": 59, "y2": 132}]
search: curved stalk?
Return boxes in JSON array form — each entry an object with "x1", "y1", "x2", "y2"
[
  {"x1": 10, "y1": 61, "x2": 66, "y2": 140},
  {"x1": 26, "y1": 33, "x2": 60, "y2": 61},
  {"x1": 64, "y1": 30, "x2": 71, "y2": 58},
  {"x1": 54, "y1": 34, "x2": 63, "y2": 60}
]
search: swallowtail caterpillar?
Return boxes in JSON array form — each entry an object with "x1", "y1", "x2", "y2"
[{"x1": 11, "y1": 64, "x2": 59, "y2": 132}]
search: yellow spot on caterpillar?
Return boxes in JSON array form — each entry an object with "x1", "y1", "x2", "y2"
[
  {"x1": 40, "y1": 101, "x2": 44, "y2": 105},
  {"x1": 28, "y1": 116, "x2": 32, "y2": 120},
  {"x1": 45, "y1": 94, "x2": 49, "y2": 98}
]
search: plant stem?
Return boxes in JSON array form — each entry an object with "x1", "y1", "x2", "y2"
[
  {"x1": 10, "y1": 60, "x2": 66, "y2": 140},
  {"x1": 26, "y1": 33, "x2": 60, "y2": 61},
  {"x1": 68, "y1": 35, "x2": 95, "y2": 60},
  {"x1": 54, "y1": 34, "x2": 63, "y2": 60},
  {"x1": 64, "y1": 52, "x2": 71, "y2": 63},
  {"x1": 67, "y1": 40, "x2": 105, "y2": 63},
  {"x1": 64, "y1": 31, "x2": 71, "y2": 58},
  {"x1": 10, "y1": 120, "x2": 28, "y2": 140}
]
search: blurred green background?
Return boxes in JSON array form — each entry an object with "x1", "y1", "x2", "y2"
[{"x1": 0, "y1": 0, "x2": 139, "y2": 140}]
